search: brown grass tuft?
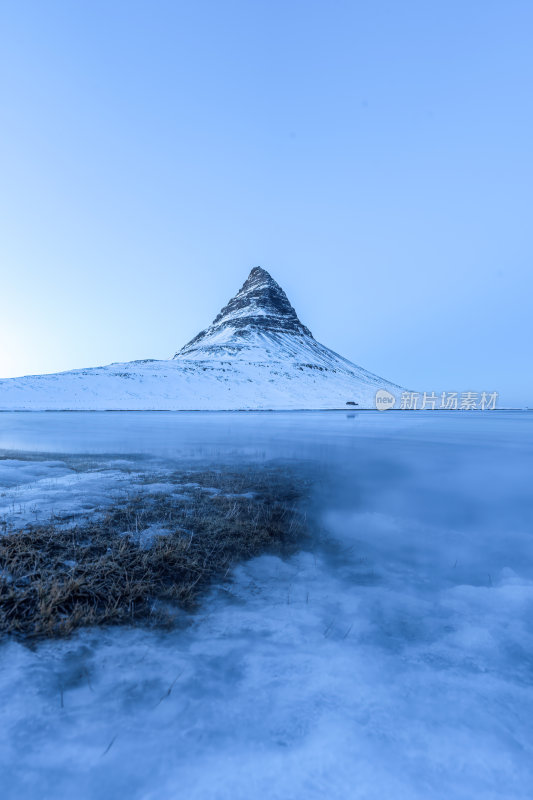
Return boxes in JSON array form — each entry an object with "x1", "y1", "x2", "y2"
[{"x1": 0, "y1": 466, "x2": 309, "y2": 639}]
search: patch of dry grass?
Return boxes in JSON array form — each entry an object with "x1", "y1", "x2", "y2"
[{"x1": 0, "y1": 466, "x2": 309, "y2": 639}]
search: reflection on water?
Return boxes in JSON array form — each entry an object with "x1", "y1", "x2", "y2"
[{"x1": 0, "y1": 411, "x2": 532, "y2": 799}]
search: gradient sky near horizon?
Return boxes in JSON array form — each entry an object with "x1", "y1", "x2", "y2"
[{"x1": 1, "y1": 1, "x2": 532, "y2": 405}]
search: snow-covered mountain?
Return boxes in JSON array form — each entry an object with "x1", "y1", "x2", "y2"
[{"x1": 0, "y1": 267, "x2": 402, "y2": 410}]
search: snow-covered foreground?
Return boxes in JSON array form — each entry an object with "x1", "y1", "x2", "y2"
[{"x1": 0, "y1": 411, "x2": 532, "y2": 799}]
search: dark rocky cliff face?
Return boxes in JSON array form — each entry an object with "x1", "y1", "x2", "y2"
[
  {"x1": 212, "y1": 267, "x2": 313, "y2": 335},
  {"x1": 176, "y1": 267, "x2": 313, "y2": 356}
]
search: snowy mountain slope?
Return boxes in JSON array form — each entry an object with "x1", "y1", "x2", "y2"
[{"x1": 0, "y1": 267, "x2": 402, "y2": 410}]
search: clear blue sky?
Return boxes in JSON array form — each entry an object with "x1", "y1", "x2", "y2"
[{"x1": 1, "y1": 1, "x2": 532, "y2": 405}]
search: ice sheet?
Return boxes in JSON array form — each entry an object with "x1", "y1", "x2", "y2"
[{"x1": 0, "y1": 411, "x2": 532, "y2": 799}]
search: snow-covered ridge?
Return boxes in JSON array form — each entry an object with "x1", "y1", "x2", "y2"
[{"x1": 0, "y1": 267, "x2": 402, "y2": 410}]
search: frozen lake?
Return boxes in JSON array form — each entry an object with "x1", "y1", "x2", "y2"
[{"x1": 1, "y1": 411, "x2": 532, "y2": 799}]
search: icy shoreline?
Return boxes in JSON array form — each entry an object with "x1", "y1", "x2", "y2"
[{"x1": 1, "y1": 458, "x2": 309, "y2": 638}]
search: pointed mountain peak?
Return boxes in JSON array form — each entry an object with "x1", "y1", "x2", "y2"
[
  {"x1": 237, "y1": 266, "x2": 285, "y2": 295},
  {"x1": 174, "y1": 266, "x2": 313, "y2": 359},
  {"x1": 214, "y1": 266, "x2": 303, "y2": 327},
  {"x1": 245, "y1": 265, "x2": 272, "y2": 282}
]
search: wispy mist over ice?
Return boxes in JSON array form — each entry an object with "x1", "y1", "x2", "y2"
[{"x1": 0, "y1": 411, "x2": 532, "y2": 799}]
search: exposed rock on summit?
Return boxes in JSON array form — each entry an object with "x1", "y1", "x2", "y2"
[{"x1": 175, "y1": 267, "x2": 313, "y2": 358}]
